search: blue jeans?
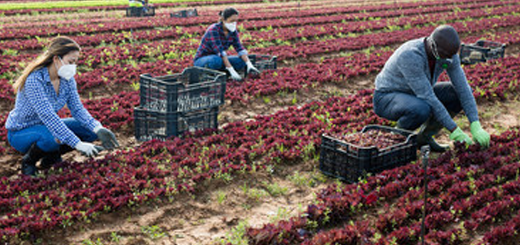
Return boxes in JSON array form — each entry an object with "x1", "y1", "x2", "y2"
[
  {"x1": 373, "y1": 82, "x2": 462, "y2": 130},
  {"x1": 194, "y1": 55, "x2": 246, "y2": 71},
  {"x1": 7, "y1": 118, "x2": 97, "y2": 154}
]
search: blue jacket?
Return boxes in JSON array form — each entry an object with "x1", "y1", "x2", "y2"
[{"x1": 375, "y1": 38, "x2": 479, "y2": 130}]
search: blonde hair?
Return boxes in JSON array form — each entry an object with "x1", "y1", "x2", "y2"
[{"x1": 13, "y1": 36, "x2": 81, "y2": 93}]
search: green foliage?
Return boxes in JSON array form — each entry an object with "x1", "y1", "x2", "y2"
[
  {"x1": 110, "y1": 232, "x2": 122, "y2": 243},
  {"x1": 287, "y1": 171, "x2": 316, "y2": 187},
  {"x1": 2, "y1": 49, "x2": 18, "y2": 56},
  {"x1": 81, "y1": 238, "x2": 104, "y2": 245},
  {"x1": 263, "y1": 182, "x2": 288, "y2": 197},
  {"x1": 131, "y1": 81, "x2": 140, "y2": 91},
  {"x1": 215, "y1": 171, "x2": 234, "y2": 183},
  {"x1": 218, "y1": 220, "x2": 250, "y2": 244},
  {"x1": 110, "y1": 101, "x2": 119, "y2": 112},
  {"x1": 268, "y1": 207, "x2": 292, "y2": 223},
  {"x1": 216, "y1": 190, "x2": 227, "y2": 204},
  {"x1": 262, "y1": 96, "x2": 271, "y2": 104},
  {"x1": 141, "y1": 225, "x2": 167, "y2": 240},
  {"x1": 291, "y1": 92, "x2": 298, "y2": 105}
]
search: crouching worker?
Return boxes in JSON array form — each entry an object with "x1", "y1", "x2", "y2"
[
  {"x1": 373, "y1": 25, "x2": 490, "y2": 152},
  {"x1": 193, "y1": 7, "x2": 260, "y2": 81},
  {"x1": 5, "y1": 36, "x2": 120, "y2": 176}
]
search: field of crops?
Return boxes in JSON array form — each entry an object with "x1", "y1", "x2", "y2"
[{"x1": 1, "y1": 0, "x2": 520, "y2": 244}]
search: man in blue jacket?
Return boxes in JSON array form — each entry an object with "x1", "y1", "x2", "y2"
[{"x1": 373, "y1": 25, "x2": 490, "y2": 152}]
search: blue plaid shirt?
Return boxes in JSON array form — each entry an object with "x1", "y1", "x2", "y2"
[
  {"x1": 6, "y1": 67, "x2": 101, "y2": 148},
  {"x1": 194, "y1": 22, "x2": 248, "y2": 61}
]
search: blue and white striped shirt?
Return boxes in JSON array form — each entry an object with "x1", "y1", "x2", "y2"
[{"x1": 5, "y1": 67, "x2": 101, "y2": 148}]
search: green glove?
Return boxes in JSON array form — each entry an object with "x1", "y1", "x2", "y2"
[
  {"x1": 470, "y1": 121, "x2": 490, "y2": 148},
  {"x1": 449, "y1": 127, "x2": 473, "y2": 145}
]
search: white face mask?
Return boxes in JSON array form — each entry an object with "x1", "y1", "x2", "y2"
[
  {"x1": 56, "y1": 57, "x2": 77, "y2": 80},
  {"x1": 224, "y1": 22, "x2": 237, "y2": 32}
]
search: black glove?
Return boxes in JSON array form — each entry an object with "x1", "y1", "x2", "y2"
[{"x1": 95, "y1": 127, "x2": 120, "y2": 150}]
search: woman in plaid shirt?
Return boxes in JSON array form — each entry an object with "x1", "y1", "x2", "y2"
[
  {"x1": 5, "y1": 37, "x2": 119, "y2": 176},
  {"x1": 194, "y1": 7, "x2": 260, "y2": 81}
]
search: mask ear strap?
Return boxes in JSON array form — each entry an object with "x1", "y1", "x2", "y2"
[{"x1": 428, "y1": 36, "x2": 440, "y2": 60}]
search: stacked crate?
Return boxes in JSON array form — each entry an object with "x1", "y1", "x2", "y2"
[
  {"x1": 126, "y1": 6, "x2": 155, "y2": 17},
  {"x1": 134, "y1": 67, "x2": 226, "y2": 141},
  {"x1": 460, "y1": 40, "x2": 506, "y2": 65},
  {"x1": 170, "y1": 8, "x2": 198, "y2": 18}
]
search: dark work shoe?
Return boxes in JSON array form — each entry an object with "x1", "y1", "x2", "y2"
[
  {"x1": 40, "y1": 144, "x2": 75, "y2": 169},
  {"x1": 417, "y1": 133, "x2": 449, "y2": 153},
  {"x1": 21, "y1": 158, "x2": 38, "y2": 176},
  {"x1": 39, "y1": 152, "x2": 62, "y2": 170},
  {"x1": 21, "y1": 143, "x2": 47, "y2": 176},
  {"x1": 416, "y1": 118, "x2": 450, "y2": 153}
]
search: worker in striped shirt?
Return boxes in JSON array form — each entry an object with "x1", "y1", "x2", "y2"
[{"x1": 5, "y1": 37, "x2": 119, "y2": 176}]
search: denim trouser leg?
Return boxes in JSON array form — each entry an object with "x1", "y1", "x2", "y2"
[
  {"x1": 62, "y1": 118, "x2": 98, "y2": 143},
  {"x1": 373, "y1": 82, "x2": 462, "y2": 131},
  {"x1": 194, "y1": 55, "x2": 223, "y2": 70},
  {"x1": 7, "y1": 118, "x2": 98, "y2": 154},
  {"x1": 194, "y1": 55, "x2": 246, "y2": 71},
  {"x1": 227, "y1": 56, "x2": 246, "y2": 70}
]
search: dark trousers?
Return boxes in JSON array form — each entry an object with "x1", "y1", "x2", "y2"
[{"x1": 373, "y1": 82, "x2": 462, "y2": 130}]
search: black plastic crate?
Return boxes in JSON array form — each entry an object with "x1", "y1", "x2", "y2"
[
  {"x1": 460, "y1": 40, "x2": 505, "y2": 65},
  {"x1": 126, "y1": 6, "x2": 155, "y2": 17},
  {"x1": 170, "y1": 8, "x2": 198, "y2": 18},
  {"x1": 249, "y1": 54, "x2": 277, "y2": 71},
  {"x1": 319, "y1": 125, "x2": 418, "y2": 183},
  {"x1": 134, "y1": 107, "x2": 218, "y2": 141},
  {"x1": 139, "y1": 67, "x2": 226, "y2": 113}
]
